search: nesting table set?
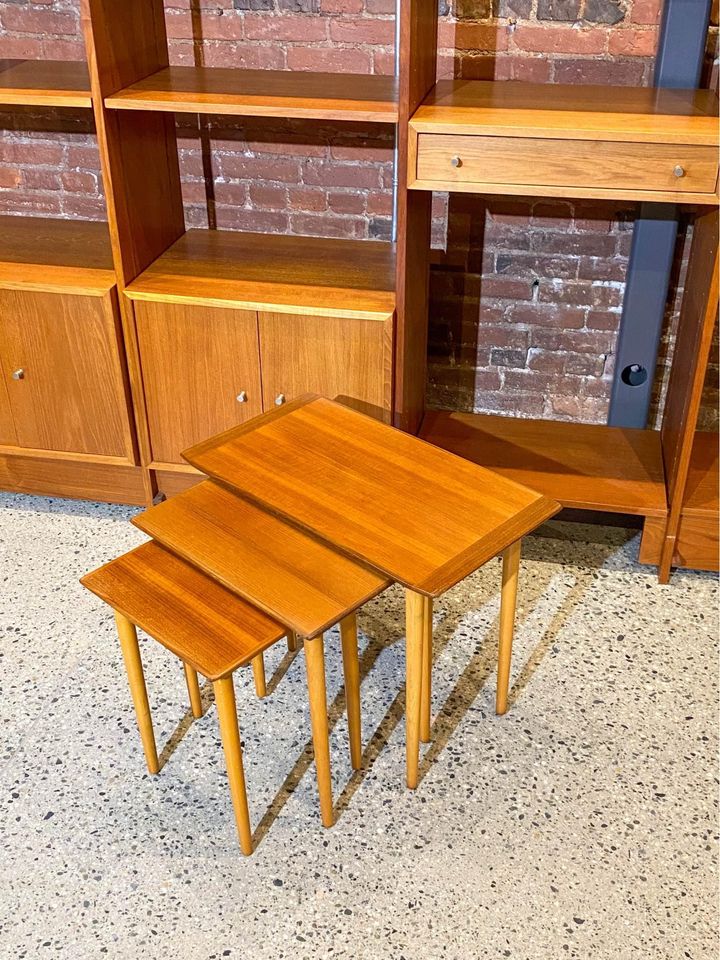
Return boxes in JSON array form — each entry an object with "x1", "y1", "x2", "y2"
[{"x1": 82, "y1": 395, "x2": 559, "y2": 854}]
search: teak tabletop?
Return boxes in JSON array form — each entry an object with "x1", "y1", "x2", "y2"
[
  {"x1": 183, "y1": 395, "x2": 560, "y2": 790},
  {"x1": 133, "y1": 479, "x2": 391, "y2": 639},
  {"x1": 81, "y1": 541, "x2": 287, "y2": 681},
  {"x1": 184, "y1": 394, "x2": 560, "y2": 596}
]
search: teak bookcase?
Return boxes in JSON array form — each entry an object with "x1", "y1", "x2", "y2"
[
  {"x1": 1, "y1": 13, "x2": 718, "y2": 581},
  {"x1": 409, "y1": 80, "x2": 719, "y2": 581}
]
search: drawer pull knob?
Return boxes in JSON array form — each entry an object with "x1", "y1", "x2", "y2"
[
  {"x1": 275, "y1": 393, "x2": 286, "y2": 406},
  {"x1": 236, "y1": 391, "x2": 248, "y2": 403},
  {"x1": 673, "y1": 165, "x2": 685, "y2": 178},
  {"x1": 11, "y1": 368, "x2": 24, "y2": 381},
  {"x1": 450, "y1": 156, "x2": 463, "y2": 168}
]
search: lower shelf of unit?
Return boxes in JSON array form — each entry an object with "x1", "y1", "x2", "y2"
[{"x1": 419, "y1": 410, "x2": 668, "y2": 518}]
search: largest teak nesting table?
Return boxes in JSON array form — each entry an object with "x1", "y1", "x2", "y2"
[{"x1": 184, "y1": 395, "x2": 560, "y2": 788}]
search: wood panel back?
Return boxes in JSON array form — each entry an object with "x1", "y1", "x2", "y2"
[
  {"x1": 258, "y1": 312, "x2": 393, "y2": 422},
  {"x1": 134, "y1": 300, "x2": 263, "y2": 465}
]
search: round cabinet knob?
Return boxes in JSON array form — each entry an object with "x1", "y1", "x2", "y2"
[
  {"x1": 236, "y1": 390, "x2": 248, "y2": 403},
  {"x1": 673, "y1": 165, "x2": 685, "y2": 178},
  {"x1": 450, "y1": 156, "x2": 463, "y2": 168},
  {"x1": 11, "y1": 368, "x2": 24, "y2": 381},
  {"x1": 275, "y1": 393, "x2": 286, "y2": 406}
]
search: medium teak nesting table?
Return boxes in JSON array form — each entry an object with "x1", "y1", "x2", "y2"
[{"x1": 183, "y1": 394, "x2": 560, "y2": 788}]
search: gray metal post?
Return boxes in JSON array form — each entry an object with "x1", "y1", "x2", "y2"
[{"x1": 607, "y1": 0, "x2": 712, "y2": 428}]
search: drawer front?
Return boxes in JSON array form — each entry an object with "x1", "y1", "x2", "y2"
[{"x1": 416, "y1": 134, "x2": 719, "y2": 195}]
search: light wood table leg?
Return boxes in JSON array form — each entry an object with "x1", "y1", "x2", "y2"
[
  {"x1": 405, "y1": 590, "x2": 424, "y2": 789},
  {"x1": 287, "y1": 631, "x2": 299, "y2": 653},
  {"x1": 497, "y1": 539, "x2": 522, "y2": 716},
  {"x1": 251, "y1": 653, "x2": 267, "y2": 698},
  {"x1": 303, "y1": 634, "x2": 334, "y2": 828},
  {"x1": 114, "y1": 611, "x2": 159, "y2": 775},
  {"x1": 340, "y1": 613, "x2": 362, "y2": 770},
  {"x1": 420, "y1": 595, "x2": 433, "y2": 744},
  {"x1": 213, "y1": 675, "x2": 253, "y2": 856},
  {"x1": 183, "y1": 663, "x2": 203, "y2": 718}
]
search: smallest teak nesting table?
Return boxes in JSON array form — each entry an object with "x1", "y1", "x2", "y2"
[{"x1": 183, "y1": 395, "x2": 561, "y2": 789}]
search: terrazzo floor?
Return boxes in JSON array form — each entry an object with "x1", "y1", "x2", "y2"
[{"x1": 0, "y1": 492, "x2": 718, "y2": 960}]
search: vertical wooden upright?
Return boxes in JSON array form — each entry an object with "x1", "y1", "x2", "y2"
[
  {"x1": 393, "y1": 0, "x2": 438, "y2": 433},
  {"x1": 657, "y1": 208, "x2": 719, "y2": 582},
  {"x1": 81, "y1": 0, "x2": 186, "y2": 502}
]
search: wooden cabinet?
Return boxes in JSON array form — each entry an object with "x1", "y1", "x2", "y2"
[
  {"x1": 0, "y1": 288, "x2": 133, "y2": 458},
  {"x1": 133, "y1": 300, "x2": 394, "y2": 466},
  {"x1": 134, "y1": 301, "x2": 263, "y2": 464},
  {"x1": 258, "y1": 312, "x2": 393, "y2": 422}
]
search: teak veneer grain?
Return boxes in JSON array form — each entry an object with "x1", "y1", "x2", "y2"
[
  {"x1": 105, "y1": 66, "x2": 399, "y2": 123},
  {"x1": 81, "y1": 540, "x2": 287, "y2": 681},
  {"x1": 125, "y1": 230, "x2": 396, "y2": 321},
  {"x1": 133, "y1": 480, "x2": 391, "y2": 639},
  {"x1": 419, "y1": 411, "x2": 668, "y2": 518},
  {"x1": 410, "y1": 80, "x2": 720, "y2": 144},
  {"x1": 0, "y1": 216, "x2": 115, "y2": 295},
  {"x1": 0, "y1": 59, "x2": 92, "y2": 108},
  {"x1": 184, "y1": 395, "x2": 560, "y2": 597}
]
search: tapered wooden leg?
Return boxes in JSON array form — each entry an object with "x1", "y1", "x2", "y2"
[
  {"x1": 183, "y1": 663, "x2": 203, "y2": 719},
  {"x1": 251, "y1": 653, "x2": 267, "y2": 698},
  {"x1": 114, "y1": 611, "x2": 159, "y2": 775},
  {"x1": 497, "y1": 539, "x2": 522, "y2": 716},
  {"x1": 405, "y1": 590, "x2": 424, "y2": 789},
  {"x1": 303, "y1": 634, "x2": 334, "y2": 827},
  {"x1": 340, "y1": 613, "x2": 362, "y2": 770},
  {"x1": 420, "y1": 596, "x2": 433, "y2": 744},
  {"x1": 287, "y1": 631, "x2": 299, "y2": 652},
  {"x1": 213, "y1": 675, "x2": 253, "y2": 856}
]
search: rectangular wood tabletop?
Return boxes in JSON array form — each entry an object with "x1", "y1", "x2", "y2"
[
  {"x1": 133, "y1": 480, "x2": 391, "y2": 639},
  {"x1": 184, "y1": 395, "x2": 560, "y2": 596}
]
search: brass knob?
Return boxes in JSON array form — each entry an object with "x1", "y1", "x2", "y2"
[
  {"x1": 673, "y1": 165, "x2": 685, "y2": 178},
  {"x1": 275, "y1": 394, "x2": 286, "y2": 406},
  {"x1": 11, "y1": 368, "x2": 24, "y2": 380},
  {"x1": 236, "y1": 391, "x2": 247, "y2": 403},
  {"x1": 450, "y1": 156, "x2": 462, "y2": 168}
]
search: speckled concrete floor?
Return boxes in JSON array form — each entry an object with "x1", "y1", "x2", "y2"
[{"x1": 0, "y1": 492, "x2": 717, "y2": 960}]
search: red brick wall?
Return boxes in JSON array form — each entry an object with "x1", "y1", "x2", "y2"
[{"x1": 1, "y1": 0, "x2": 717, "y2": 426}]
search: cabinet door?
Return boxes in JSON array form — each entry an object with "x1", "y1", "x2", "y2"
[
  {"x1": 258, "y1": 312, "x2": 393, "y2": 422},
  {"x1": 135, "y1": 300, "x2": 262, "y2": 464},
  {"x1": 0, "y1": 288, "x2": 132, "y2": 457}
]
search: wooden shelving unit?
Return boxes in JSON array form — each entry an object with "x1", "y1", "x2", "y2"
[
  {"x1": 105, "y1": 67, "x2": 399, "y2": 122},
  {"x1": 409, "y1": 79, "x2": 719, "y2": 580},
  {"x1": 0, "y1": 59, "x2": 92, "y2": 108},
  {"x1": 2, "y1": 6, "x2": 716, "y2": 582},
  {"x1": 0, "y1": 216, "x2": 144, "y2": 503},
  {"x1": 76, "y1": 0, "x2": 437, "y2": 496}
]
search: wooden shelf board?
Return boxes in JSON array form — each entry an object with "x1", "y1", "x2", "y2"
[
  {"x1": 0, "y1": 59, "x2": 92, "y2": 108},
  {"x1": 105, "y1": 66, "x2": 399, "y2": 123},
  {"x1": 411, "y1": 80, "x2": 719, "y2": 146},
  {"x1": 683, "y1": 431, "x2": 718, "y2": 518},
  {"x1": 0, "y1": 216, "x2": 116, "y2": 294},
  {"x1": 125, "y1": 230, "x2": 396, "y2": 320},
  {"x1": 419, "y1": 410, "x2": 668, "y2": 518}
]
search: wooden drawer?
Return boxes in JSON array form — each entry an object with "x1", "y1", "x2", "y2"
[{"x1": 415, "y1": 134, "x2": 719, "y2": 196}]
